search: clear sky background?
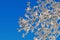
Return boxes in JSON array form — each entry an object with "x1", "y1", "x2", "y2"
[{"x1": 0, "y1": 0, "x2": 60, "y2": 40}]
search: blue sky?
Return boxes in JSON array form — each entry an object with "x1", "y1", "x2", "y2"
[
  {"x1": 0, "y1": 0, "x2": 35, "y2": 40},
  {"x1": 0, "y1": 0, "x2": 60, "y2": 40}
]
